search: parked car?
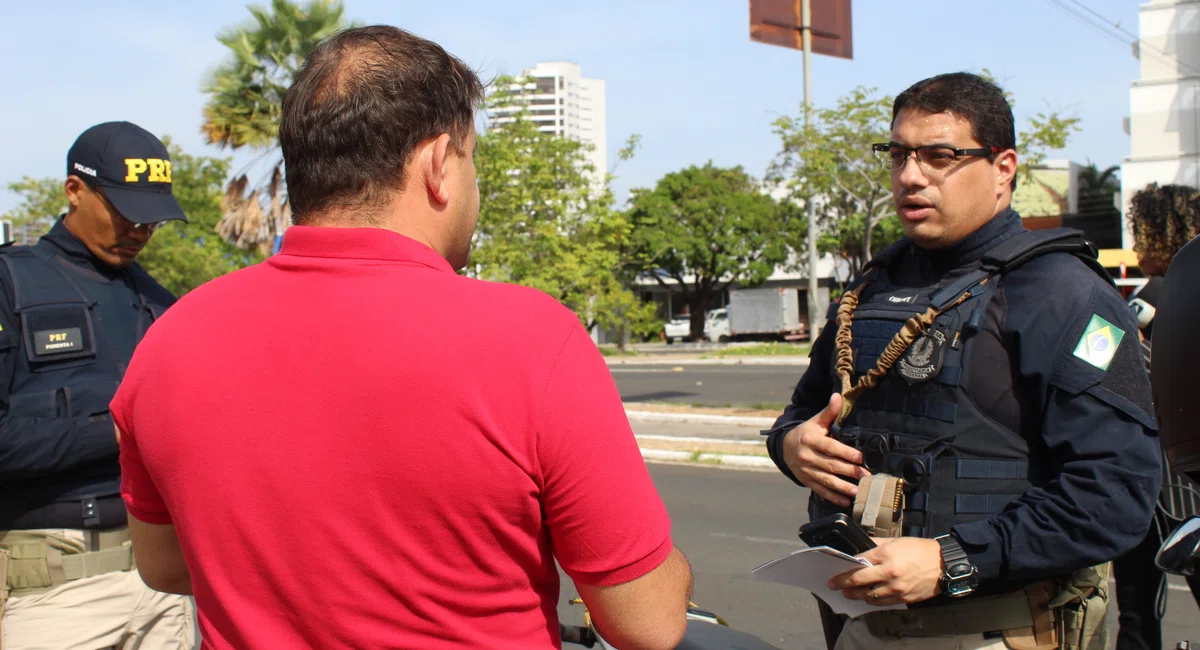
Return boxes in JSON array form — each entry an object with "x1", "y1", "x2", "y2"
[
  {"x1": 663, "y1": 316, "x2": 692, "y2": 343},
  {"x1": 663, "y1": 308, "x2": 729, "y2": 344}
]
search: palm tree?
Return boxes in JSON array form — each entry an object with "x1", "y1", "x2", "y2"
[
  {"x1": 201, "y1": 0, "x2": 353, "y2": 253},
  {"x1": 1077, "y1": 162, "x2": 1121, "y2": 197},
  {"x1": 1076, "y1": 162, "x2": 1121, "y2": 217}
]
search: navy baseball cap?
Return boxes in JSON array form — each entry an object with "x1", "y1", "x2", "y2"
[{"x1": 66, "y1": 122, "x2": 188, "y2": 225}]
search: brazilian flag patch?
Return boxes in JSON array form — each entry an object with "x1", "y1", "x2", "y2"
[{"x1": 1072, "y1": 314, "x2": 1125, "y2": 371}]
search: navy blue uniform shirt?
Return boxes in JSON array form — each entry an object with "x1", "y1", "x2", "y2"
[{"x1": 768, "y1": 210, "x2": 1162, "y2": 585}]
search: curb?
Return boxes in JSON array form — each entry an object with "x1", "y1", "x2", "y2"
[
  {"x1": 606, "y1": 357, "x2": 809, "y2": 366},
  {"x1": 625, "y1": 409, "x2": 777, "y2": 428},
  {"x1": 640, "y1": 448, "x2": 776, "y2": 469}
]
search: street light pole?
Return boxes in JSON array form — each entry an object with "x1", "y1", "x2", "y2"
[{"x1": 800, "y1": 0, "x2": 822, "y2": 341}]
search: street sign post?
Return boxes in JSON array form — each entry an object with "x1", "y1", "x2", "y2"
[{"x1": 750, "y1": 0, "x2": 852, "y2": 340}]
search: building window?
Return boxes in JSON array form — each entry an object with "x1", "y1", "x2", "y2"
[
  {"x1": 559, "y1": 78, "x2": 564, "y2": 90},
  {"x1": 536, "y1": 77, "x2": 555, "y2": 94}
]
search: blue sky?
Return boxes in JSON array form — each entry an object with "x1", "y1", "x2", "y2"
[{"x1": 0, "y1": 0, "x2": 1144, "y2": 214}]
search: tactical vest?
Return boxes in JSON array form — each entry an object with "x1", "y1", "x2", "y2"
[
  {"x1": 811, "y1": 229, "x2": 1114, "y2": 540},
  {"x1": 1, "y1": 245, "x2": 170, "y2": 504}
]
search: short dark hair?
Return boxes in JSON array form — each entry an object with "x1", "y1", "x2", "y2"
[
  {"x1": 280, "y1": 25, "x2": 484, "y2": 221},
  {"x1": 1129, "y1": 183, "x2": 1200, "y2": 269},
  {"x1": 892, "y1": 72, "x2": 1017, "y2": 190}
]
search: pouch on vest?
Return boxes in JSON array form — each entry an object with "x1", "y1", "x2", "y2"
[
  {"x1": 852, "y1": 474, "x2": 905, "y2": 538},
  {"x1": 21, "y1": 304, "x2": 97, "y2": 369}
]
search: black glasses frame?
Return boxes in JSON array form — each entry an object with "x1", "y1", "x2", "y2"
[{"x1": 871, "y1": 143, "x2": 1000, "y2": 168}]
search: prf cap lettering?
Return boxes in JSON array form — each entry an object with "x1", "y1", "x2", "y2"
[{"x1": 124, "y1": 158, "x2": 172, "y2": 183}]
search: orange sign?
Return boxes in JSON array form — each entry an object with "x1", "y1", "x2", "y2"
[{"x1": 749, "y1": 0, "x2": 853, "y2": 60}]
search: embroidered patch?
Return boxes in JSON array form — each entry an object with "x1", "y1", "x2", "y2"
[
  {"x1": 897, "y1": 329, "x2": 947, "y2": 384},
  {"x1": 1072, "y1": 314, "x2": 1125, "y2": 371},
  {"x1": 33, "y1": 328, "x2": 83, "y2": 355}
]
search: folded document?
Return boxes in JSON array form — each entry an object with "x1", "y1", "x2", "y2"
[{"x1": 750, "y1": 546, "x2": 908, "y2": 618}]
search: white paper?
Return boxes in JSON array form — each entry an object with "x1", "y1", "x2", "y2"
[{"x1": 750, "y1": 546, "x2": 908, "y2": 618}]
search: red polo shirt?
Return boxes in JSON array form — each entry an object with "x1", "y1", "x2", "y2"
[{"x1": 112, "y1": 227, "x2": 673, "y2": 650}]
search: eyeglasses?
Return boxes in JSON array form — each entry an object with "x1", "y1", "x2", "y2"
[
  {"x1": 871, "y1": 143, "x2": 1000, "y2": 173},
  {"x1": 90, "y1": 185, "x2": 165, "y2": 233}
]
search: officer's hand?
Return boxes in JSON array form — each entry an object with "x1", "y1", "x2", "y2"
[
  {"x1": 114, "y1": 422, "x2": 121, "y2": 445},
  {"x1": 781, "y1": 394, "x2": 870, "y2": 507},
  {"x1": 827, "y1": 537, "x2": 944, "y2": 606}
]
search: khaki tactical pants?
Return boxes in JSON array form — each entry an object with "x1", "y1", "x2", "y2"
[
  {"x1": 836, "y1": 618, "x2": 1009, "y2": 650},
  {"x1": 1, "y1": 530, "x2": 195, "y2": 650}
]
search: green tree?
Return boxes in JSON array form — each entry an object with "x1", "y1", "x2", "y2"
[
  {"x1": 2, "y1": 177, "x2": 66, "y2": 244},
  {"x1": 769, "y1": 88, "x2": 895, "y2": 276},
  {"x1": 2, "y1": 141, "x2": 262, "y2": 296},
  {"x1": 626, "y1": 163, "x2": 789, "y2": 340},
  {"x1": 771, "y1": 79, "x2": 1082, "y2": 277},
  {"x1": 201, "y1": 0, "x2": 353, "y2": 252},
  {"x1": 978, "y1": 69, "x2": 1082, "y2": 184},
  {"x1": 136, "y1": 140, "x2": 265, "y2": 296},
  {"x1": 474, "y1": 78, "x2": 659, "y2": 346},
  {"x1": 1073, "y1": 162, "x2": 1121, "y2": 243},
  {"x1": 1077, "y1": 162, "x2": 1120, "y2": 196}
]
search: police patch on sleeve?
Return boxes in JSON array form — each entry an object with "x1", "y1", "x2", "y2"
[
  {"x1": 897, "y1": 329, "x2": 946, "y2": 384},
  {"x1": 1072, "y1": 314, "x2": 1125, "y2": 371}
]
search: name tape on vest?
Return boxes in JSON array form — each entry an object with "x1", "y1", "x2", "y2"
[{"x1": 33, "y1": 328, "x2": 83, "y2": 355}]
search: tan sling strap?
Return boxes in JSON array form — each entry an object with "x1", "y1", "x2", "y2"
[{"x1": 832, "y1": 273, "x2": 984, "y2": 425}]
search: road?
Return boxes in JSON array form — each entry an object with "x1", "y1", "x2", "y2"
[
  {"x1": 556, "y1": 462, "x2": 1200, "y2": 649},
  {"x1": 612, "y1": 363, "x2": 807, "y2": 408}
]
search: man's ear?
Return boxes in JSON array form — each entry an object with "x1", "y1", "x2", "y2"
[
  {"x1": 64, "y1": 176, "x2": 88, "y2": 211},
  {"x1": 994, "y1": 149, "x2": 1018, "y2": 193},
  {"x1": 422, "y1": 134, "x2": 453, "y2": 205}
]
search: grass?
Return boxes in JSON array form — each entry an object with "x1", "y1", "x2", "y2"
[
  {"x1": 596, "y1": 345, "x2": 639, "y2": 357},
  {"x1": 701, "y1": 342, "x2": 812, "y2": 358}
]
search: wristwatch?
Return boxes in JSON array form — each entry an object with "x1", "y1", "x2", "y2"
[{"x1": 935, "y1": 534, "x2": 979, "y2": 598}]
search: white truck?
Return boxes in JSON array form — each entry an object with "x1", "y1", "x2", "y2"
[{"x1": 725, "y1": 287, "x2": 807, "y2": 341}]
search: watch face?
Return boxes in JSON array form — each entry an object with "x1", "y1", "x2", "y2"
[{"x1": 948, "y1": 562, "x2": 973, "y2": 578}]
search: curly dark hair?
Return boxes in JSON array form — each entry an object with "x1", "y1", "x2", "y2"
[
  {"x1": 892, "y1": 72, "x2": 1017, "y2": 190},
  {"x1": 1129, "y1": 183, "x2": 1200, "y2": 271}
]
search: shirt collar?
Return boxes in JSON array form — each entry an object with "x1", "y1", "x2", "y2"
[
  {"x1": 37, "y1": 216, "x2": 122, "y2": 277},
  {"x1": 922, "y1": 208, "x2": 1025, "y2": 271},
  {"x1": 275, "y1": 226, "x2": 454, "y2": 273}
]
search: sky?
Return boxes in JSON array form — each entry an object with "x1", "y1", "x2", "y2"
[{"x1": 0, "y1": 0, "x2": 1147, "y2": 215}]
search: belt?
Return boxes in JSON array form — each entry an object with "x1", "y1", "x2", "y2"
[
  {"x1": 0, "y1": 528, "x2": 134, "y2": 597},
  {"x1": 863, "y1": 581, "x2": 1053, "y2": 638}
]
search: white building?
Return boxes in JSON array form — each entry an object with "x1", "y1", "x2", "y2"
[
  {"x1": 1121, "y1": 0, "x2": 1200, "y2": 247},
  {"x1": 488, "y1": 62, "x2": 607, "y2": 183}
]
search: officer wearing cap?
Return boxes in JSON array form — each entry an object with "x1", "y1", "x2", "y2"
[
  {"x1": 766, "y1": 73, "x2": 1161, "y2": 650},
  {"x1": 0, "y1": 122, "x2": 194, "y2": 648}
]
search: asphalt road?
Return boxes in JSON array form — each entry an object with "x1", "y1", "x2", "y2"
[
  {"x1": 557, "y1": 463, "x2": 1200, "y2": 650},
  {"x1": 612, "y1": 364, "x2": 808, "y2": 408}
]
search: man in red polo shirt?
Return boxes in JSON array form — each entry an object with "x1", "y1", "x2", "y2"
[{"x1": 110, "y1": 25, "x2": 692, "y2": 650}]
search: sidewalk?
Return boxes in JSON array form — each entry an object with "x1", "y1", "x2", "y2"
[{"x1": 626, "y1": 402, "x2": 779, "y2": 470}]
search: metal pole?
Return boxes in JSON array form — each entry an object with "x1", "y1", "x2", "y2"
[{"x1": 801, "y1": 0, "x2": 822, "y2": 341}]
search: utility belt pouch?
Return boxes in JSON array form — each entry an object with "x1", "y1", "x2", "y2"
[
  {"x1": 1001, "y1": 580, "x2": 1059, "y2": 650},
  {"x1": 1049, "y1": 563, "x2": 1110, "y2": 650},
  {"x1": 852, "y1": 473, "x2": 905, "y2": 538},
  {"x1": 0, "y1": 548, "x2": 9, "y2": 650}
]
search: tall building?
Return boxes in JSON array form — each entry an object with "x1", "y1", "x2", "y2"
[
  {"x1": 488, "y1": 61, "x2": 608, "y2": 183},
  {"x1": 1121, "y1": 0, "x2": 1200, "y2": 247}
]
